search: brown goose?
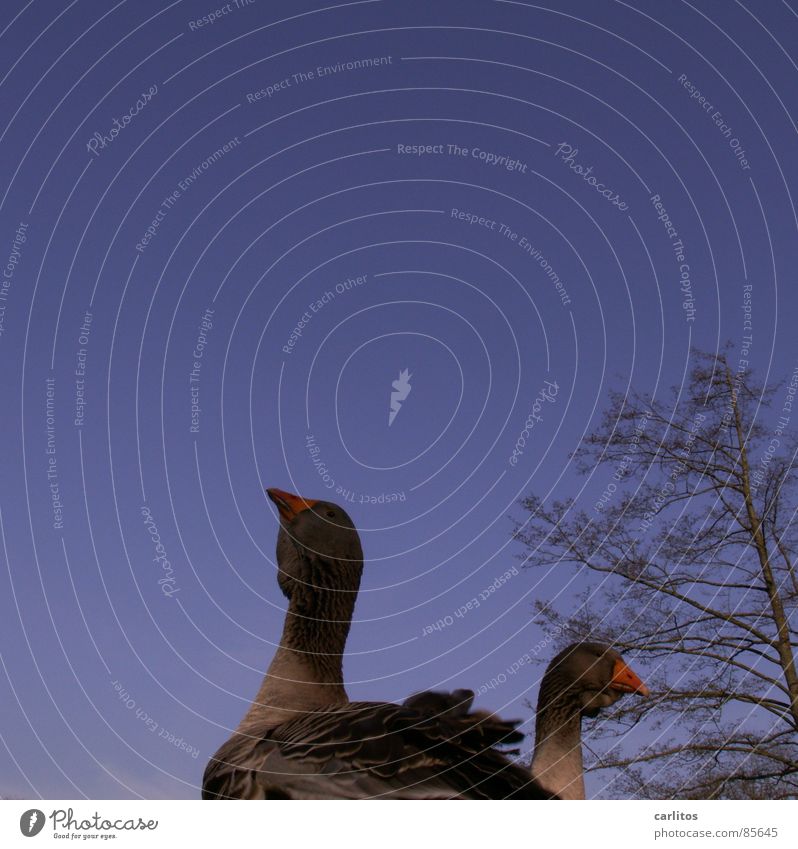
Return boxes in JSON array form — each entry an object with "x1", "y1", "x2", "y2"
[
  {"x1": 202, "y1": 490, "x2": 647, "y2": 798},
  {"x1": 231, "y1": 488, "x2": 362, "y2": 735},
  {"x1": 529, "y1": 641, "x2": 650, "y2": 799},
  {"x1": 203, "y1": 488, "x2": 534, "y2": 799}
]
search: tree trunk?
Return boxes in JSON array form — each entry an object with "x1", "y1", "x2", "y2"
[{"x1": 724, "y1": 363, "x2": 798, "y2": 729}]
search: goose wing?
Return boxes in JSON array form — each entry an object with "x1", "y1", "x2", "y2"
[{"x1": 202, "y1": 690, "x2": 551, "y2": 799}]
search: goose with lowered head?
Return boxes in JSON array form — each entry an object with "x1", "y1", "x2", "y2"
[{"x1": 529, "y1": 641, "x2": 650, "y2": 799}]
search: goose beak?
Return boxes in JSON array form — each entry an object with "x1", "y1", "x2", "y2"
[
  {"x1": 266, "y1": 488, "x2": 319, "y2": 521},
  {"x1": 610, "y1": 658, "x2": 650, "y2": 697}
]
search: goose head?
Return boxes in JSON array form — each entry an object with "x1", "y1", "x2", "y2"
[
  {"x1": 545, "y1": 641, "x2": 649, "y2": 718},
  {"x1": 531, "y1": 641, "x2": 648, "y2": 799},
  {"x1": 266, "y1": 488, "x2": 364, "y2": 604}
]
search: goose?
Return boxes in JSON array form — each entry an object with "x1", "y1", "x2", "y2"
[
  {"x1": 203, "y1": 488, "x2": 531, "y2": 799},
  {"x1": 528, "y1": 641, "x2": 650, "y2": 799},
  {"x1": 229, "y1": 488, "x2": 362, "y2": 735},
  {"x1": 202, "y1": 490, "x2": 648, "y2": 798}
]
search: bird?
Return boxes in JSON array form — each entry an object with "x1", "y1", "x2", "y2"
[
  {"x1": 202, "y1": 488, "x2": 532, "y2": 798},
  {"x1": 202, "y1": 489, "x2": 648, "y2": 798},
  {"x1": 227, "y1": 488, "x2": 363, "y2": 736},
  {"x1": 528, "y1": 641, "x2": 650, "y2": 799}
]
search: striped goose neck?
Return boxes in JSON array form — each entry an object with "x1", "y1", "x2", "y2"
[
  {"x1": 238, "y1": 549, "x2": 361, "y2": 732},
  {"x1": 530, "y1": 670, "x2": 586, "y2": 800},
  {"x1": 280, "y1": 549, "x2": 361, "y2": 677}
]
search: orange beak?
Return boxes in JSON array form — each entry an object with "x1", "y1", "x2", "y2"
[
  {"x1": 266, "y1": 488, "x2": 319, "y2": 522},
  {"x1": 610, "y1": 658, "x2": 650, "y2": 697}
]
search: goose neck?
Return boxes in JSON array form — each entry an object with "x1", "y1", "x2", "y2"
[
  {"x1": 238, "y1": 551, "x2": 360, "y2": 731},
  {"x1": 531, "y1": 688, "x2": 586, "y2": 800}
]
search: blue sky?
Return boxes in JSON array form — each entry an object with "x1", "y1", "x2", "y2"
[{"x1": 0, "y1": 0, "x2": 796, "y2": 798}]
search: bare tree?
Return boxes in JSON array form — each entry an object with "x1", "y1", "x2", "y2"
[{"x1": 514, "y1": 349, "x2": 798, "y2": 799}]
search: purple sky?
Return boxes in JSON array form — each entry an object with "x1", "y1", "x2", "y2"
[{"x1": 0, "y1": 0, "x2": 796, "y2": 799}]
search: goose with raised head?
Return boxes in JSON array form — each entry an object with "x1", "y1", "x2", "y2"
[
  {"x1": 202, "y1": 488, "x2": 536, "y2": 799},
  {"x1": 231, "y1": 488, "x2": 363, "y2": 736}
]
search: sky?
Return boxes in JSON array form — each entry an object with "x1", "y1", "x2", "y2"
[{"x1": 0, "y1": 0, "x2": 796, "y2": 799}]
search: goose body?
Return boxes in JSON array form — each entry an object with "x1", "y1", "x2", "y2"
[{"x1": 203, "y1": 690, "x2": 549, "y2": 799}]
